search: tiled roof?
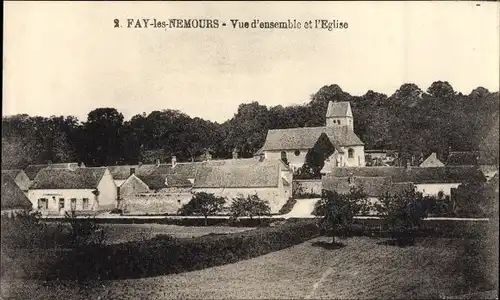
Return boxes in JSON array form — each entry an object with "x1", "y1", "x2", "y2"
[
  {"x1": 261, "y1": 126, "x2": 363, "y2": 151},
  {"x1": 326, "y1": 101, "x2": 351, "y2": 118},
  {"x1": 446, "y1": 152, "x2": 478, "y2": 166},
  {"x1": 24, "y1": 162, "x2": 82, "y2": 180},
  {"x1": 1, "y1": 175, "x2": 32, "y2": 210},
  {"x1": 30, "y1": 167, "x2": 107, "y2": 190},
  {"x1": 108, "y1": 165, "x2": 139, "y2": 180},
  {"x1": 327, "y1": 166, "x2": 486, "y2": 184},
  {"x1": 322, "y1": 176, "x2": 392, "y2": 196},
  {"x1": 420, "y1": 153, "x2": 445, "y2": 167},
  {"x1": 193, "y1": 164, "x2": 280, "y2": 188}
]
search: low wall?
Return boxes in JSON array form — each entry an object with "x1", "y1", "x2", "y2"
[
  {"x1": 293, "y1": 180, "x2": 322, "y2": 197},
  {"x1": 122, "y1": 193, "x2": 192, "y2": 215}
]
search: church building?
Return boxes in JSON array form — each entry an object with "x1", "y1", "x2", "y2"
[{"x1": 259, "y1": 101, "x2": 365, "y2": 171}]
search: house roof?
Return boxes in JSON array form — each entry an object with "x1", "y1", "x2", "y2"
[
  {"x1": 322, "y1": 176, "x2": 391, "y2": 196},
  {"x1": 24, "y1": 162, "x2": 82, "y2": 180},
  {"x1": 108, "y1": 165, "x2": 139, "y2": 180},
  {"x1": 326, "y1": 166, "x2": 486, "y2": 184},
  {"x1": 193, "y1": 164, "x2": 280, "y2": 188},
  {"x1": 30, "y1": 167, "x2": 108, "y2": 190},
  {"x1": 326, "y1": 101, "x2": 351, "y2": 118},
  {"x1": 420, "y1": 153, "x2": 445, "y2": 167},
  {"x1": 1, "y1": 175, "x2": 32, "y2": 210},
  {"x1": 446, "y1": 152, "x2": 478, "y2": 166},
  {"x1": 261, "y1": 126, "x2": 363, "y2": 151}
]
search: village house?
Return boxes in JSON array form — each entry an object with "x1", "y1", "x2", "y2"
[
  {"x1": 192, "y1": 162, "x2": 291, "y2": 214},
  {"x1": 1, "y1": 169, "x2": 31, "y2": 194},
  {"x1": 259, "y1": 101, "x2": 365, "y2": 171},
  {"x1": 419, "y1": 152, "x2": 445, "y2": 167},
  {"x1": 28, "y1": 167, "x2": 117, "y2": 215},
  {"x1": 324, "y1": 166, "x2": 486, "y2": 197},
  {"x1": 119, "y1": 156, "x2": 291, "y2": 215},
  {"x1": 1, "y1": 175, "x2": 32, "y2": 216}
]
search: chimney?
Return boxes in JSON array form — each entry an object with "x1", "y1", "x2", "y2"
[
  {"x1": 138, "y1": 161, "x2": 143, "y2": 167},
  {"x1": 156, "y1": 159, "x2": 161, "y2": 167},
  {"x1": 171, "y1": 156, "x2": 177, "y2": 167},
  {"x1": 130, "y1": 167, "x2": 136, "y2": 175},
  {"x1": 47, "y1": 160, "x2": 52, "y2": 166},
  {"x1": 232, "y1": 148, "x2": 239, "y2": 160}
]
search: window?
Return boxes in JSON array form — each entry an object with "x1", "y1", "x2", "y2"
[
  {"x1": 338, "y1": 120, "x2": 341, "y2": 125},
  {"x1": 38, "y1": 198, "x2": 48, "y2": 210},
  {"x1": 348, "y1": 148, "x2": 355, "y2": 158},
  {"x1": 294, "y1": 150, "x2": 301, "y2": 156},
  {"x1": 281, "y1": 151, "x2": 288, "y2": 164},
  {"x1": 59, "y1": 198, "x2": 65, "y2": 210},
  {"x1": 82, "y1": 198, "x2": 89, "y2": 210},
  {"x1": 70, "y1": 198, "x2": 77, "y2": 211}
]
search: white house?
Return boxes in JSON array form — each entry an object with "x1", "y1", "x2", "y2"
[
  {"x1": 28, "y1": 167, "x2": 117, "y2": 215},
  {"x1": 260, "y1": 101, "x2": 365, "y2": 171}
]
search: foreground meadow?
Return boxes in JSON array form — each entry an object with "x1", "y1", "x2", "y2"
[{"x1": 1, "y1": 234, "x2": 496, "y2": 299}]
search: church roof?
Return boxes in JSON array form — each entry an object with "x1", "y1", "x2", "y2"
[
  {"x1": 261, "y1": 126, "x2": 363, "y2": 151},
  {"x1": 326, "y1": 101, "x2": 351, "y2": 118}
]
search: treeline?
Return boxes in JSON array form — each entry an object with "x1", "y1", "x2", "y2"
[{"x1": 2, "y1": 81, "x2": 498, "y2": 169}]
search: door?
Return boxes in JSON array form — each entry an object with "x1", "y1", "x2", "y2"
[{"x1": 38, "y1": 198, "x2": 48, "y2": 210}]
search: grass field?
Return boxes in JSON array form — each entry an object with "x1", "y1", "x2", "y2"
[
  {"x1": 98, "y1": 224, "x2": 255, "y2": 244},
  {"x1": 1, "y1": 235, "x2": 496, "y2": 299}
]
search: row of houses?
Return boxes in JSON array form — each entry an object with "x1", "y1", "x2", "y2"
[
  {"x1": 2, "y1": 101, "x2": 497, "y2": 216},
  {"x1": 1, "y1": 156, "x2": 293, "y2": 215}
]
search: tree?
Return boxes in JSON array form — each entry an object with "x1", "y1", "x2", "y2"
[
  {"x1": 314, "y1": 187, "x2": 370, "y2": 244},
  {"x1": 178, "y1": 192, "x2": 226, "y2": 225},
  {"x1": 229, "y1": 194, "x2": 271, "y2": 220},
  {"x1": 301, "y1": 133, "x2": 336, "y2": 178},
  {"x1": 373, "y1": 189, "x2": 428, "y2": 246},
  {"x1": 82, "y1": 108, "x2": 125, "y2": 166}
]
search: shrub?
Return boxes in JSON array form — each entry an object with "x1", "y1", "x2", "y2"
[
  {"x1": 229, "y1": 194, "x2": 271, "y2": 220},
  {"x1": 109, "y1": 208, "x2": 123, "y2": 215},
  {"x1": 278, "y1": 197, "x2": 297, "y2": 214},
  {"x1": 64, "y1": 211, "x2": 105, "y2": 248},
  {"x1": 41, "y1": 219, "x2": 320, "y2": 280},
  {"x1": 178, "y1": 192, "x2": 226, "y2": 225},
  {"x1": 315, "y1": 187, "x2": 370, "y2": 244},
  {"x1": 373, "y1": 189, "x2": 428, "y2": 246}
]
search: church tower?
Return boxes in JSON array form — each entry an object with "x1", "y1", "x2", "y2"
[{"x1": 325, "y1": 101, "x2": 354, "y2": 130}]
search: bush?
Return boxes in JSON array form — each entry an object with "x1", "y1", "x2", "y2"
[
  {"x1": 278, "y1": 197, "x2": 297, "y2": 214},
  {"x1": 40, "y1": 219, "x2": 320, "y2": 280},
  {"x1": 178, "y1": 192, "x2": 226, "y2": 225},
  {"x1": 229, "y1": 194, "x2": 271, "y2": 220},
  {"x1": 374, "y1": 189, "x2": 428, "y2": 246}
]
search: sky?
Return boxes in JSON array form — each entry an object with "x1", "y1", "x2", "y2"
[{"x1": 3, "y1": 1, "x2": 499, "y2": 123}]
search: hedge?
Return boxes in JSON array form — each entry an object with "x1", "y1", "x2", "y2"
[{"x1": 32, "y1": 218, "x2": 320, "y2": 280}]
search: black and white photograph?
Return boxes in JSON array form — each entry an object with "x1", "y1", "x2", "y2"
[{"x1": 1, "y1": 1, "x2": 499, "y2": 299}]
